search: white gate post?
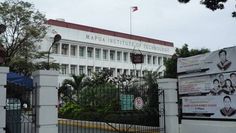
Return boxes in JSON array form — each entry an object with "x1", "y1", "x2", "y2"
[
  {"x1": 158, "y1": 78, "x2": 179, "y2": 133},
  {"x1": 0, "y1": 67, "x2": 9, "y2": 133},
  {"x1": 32, "y1": 70, "x2": 59, "y2": 133}
]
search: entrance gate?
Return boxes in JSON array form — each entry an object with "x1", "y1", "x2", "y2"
[
  {"x1": 58, "y1": 81, "x2": 165, "y2": 133},
  {"x1": 5, "y1": 83, "x2": 37, "y2": 133}
]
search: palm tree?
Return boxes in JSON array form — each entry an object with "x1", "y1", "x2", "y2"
[{"x1": 59, "y1": 74, "x2": 86, "y2": 103}]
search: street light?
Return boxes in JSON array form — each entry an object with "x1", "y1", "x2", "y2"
[
  {"x1": 0, "y1": 24, "x2": 7, "y2": 65},
  {"x1": 47, "y1": 34, "x2": 61, "y2": 70}
]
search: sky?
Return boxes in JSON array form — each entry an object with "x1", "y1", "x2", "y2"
[{"x1": 20, "y1": 0, "x2": 236, "y2": 51}]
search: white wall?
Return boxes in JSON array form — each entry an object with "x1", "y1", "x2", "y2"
[{"x1": 180, "y1": 120, "x2": 236, "y2": 133}]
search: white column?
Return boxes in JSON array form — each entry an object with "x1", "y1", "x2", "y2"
[
  {"x1": 68, "y1": 64, "x2": 71, "y2": 75},
  {"x1": 32, "y1": 70, "x2": 59, "y2": 133},
  {"x1": 58, "y1": 43, "x2": 62, "y2": 55},
  {"x1": 68, "y1": 44, "x2": 71, "y2": 57},
  {"x1": 158, "y1": 78, "x2": 179, "y2": 133},
  {"x1": 0, "y1": 67, "x2": 9, "y2": 133}
]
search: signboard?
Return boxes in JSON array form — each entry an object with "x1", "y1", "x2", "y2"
[
  {"x1": 178, "y1": 46, "x2": 236, "y2": 120},
  {"x1": 134, "y1": 97, "x2": 144, "y2": 110},
  {"x1": 130, "y1": 53, "x2": 144, "y2": 64},
  {"x1": 120, "y1": 94, "x2": 134, "y2": 111},
  {"x1": 178, "y1": 47, "x2": 236, "y2": 75}
]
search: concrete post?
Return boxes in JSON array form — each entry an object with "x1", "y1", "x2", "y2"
[
  {"x1": 0, "y1": 67, "x2": 9, "y2": 133},
  {"x1": 158, "y1": 78, "x2": 179, "y2": 133},
  {"x1": 32, "y1": 70, "x2": 59, "y2": 133}
]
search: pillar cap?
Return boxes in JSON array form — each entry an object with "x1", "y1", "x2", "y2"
[
  {"x1": 0, "y1": 67, "x2": 9, "y2": 73},
  {"x1": 158, "y1": 78, "x2": 177, "y2": 83},
  {"x1": 32, "y1": 70, "x2": 59, "y2": 77}
]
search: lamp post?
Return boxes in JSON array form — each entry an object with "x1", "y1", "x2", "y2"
[
  {"x1": 47, "y1": 34, "x2": 61, "y2": 70},
  {"x1": 0, "y1": 24, "x2": 7, "y2": 65}
]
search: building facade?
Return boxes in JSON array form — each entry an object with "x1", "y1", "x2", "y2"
[{"x1": 40, "y1": 19, "x2": 175, "y2": 83}]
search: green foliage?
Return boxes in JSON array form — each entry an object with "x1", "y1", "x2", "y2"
[
  {"x1": 59, "y1": 70, "x2": 160, "y2": 123},
  {"x1": 79, "y1": 83, "x2": 119, "y2": 113},
  {"x1": 164, "y1": 44, "x2": 210, "y2": 78},
  {"x1": 0, "y1": 0, "x2": 53, "y2": 74},
  {"x1": 59, "y1": 102, "x2": 81, "y2": 119},
  {"x1": 178, "y1": 0, "x2": 235, "y2": 18},
  {"x1": 143, "y1": 71, "x2": 159, "y2": 108}
]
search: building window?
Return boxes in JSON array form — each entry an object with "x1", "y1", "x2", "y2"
[
  {"x1": 70, "y1": 45, "x2": 77, "y2": 56},
  {"x1": 153, "y1": 56, "x2": 157, "y2": 65},
  {"x1": 130, "y1": 70, "x2": 135, "y2": 76},
  {"x1": 117, "y1": 69, "x2": 122, "y2": 75},
  {"x1": 103, "y1": 67, "x2": 108, "y2": 71},
  {"x1": 79, "y1": 46, "x2": 85, "y2": 57},
  {"x1": 70, "y1": 65, "x2": 77, "y2": 75},
  {"x1": 61, "y1": 44, "x2": 69, "y2": 55},
  {"x1": 95, "y1": 67, "x2": 101, "y2": 73},
  {"x1": 52, "y1": 43, "x2": 59, "y2": 54},
  {"x1": 117, "y1": 51, "x2": 121, "y2": 61},
  {"x1": 61, "y1": 64, "x2": 68, "y2": 75},
  {"x1": 95, "y1": 48, "x2": 101, "y2": 59},
  {"x1": 79, "y1": 66, "x2": 85, "y2": 75},
  {"x1": 123, "y1": 69, "x2": 128, "y2": 75},
  {"x1": 110, "y1": 68, "x2": 115, "y2": 77},
  {"x1": 136, "y1": 70, "x2": 140, "y2": 77},
  {"x1": 87, "y1": 66, "x2": 93, "y2": 76},
  {"x1": 147, "y1": 55, "x2": 151, "y2": 64},
  {"x1": 163, "y1": 57, "x2": 167, "y2": 63},
  {"x1": 123, "y1": 52, "x2": 128, "y2": 62},
  {"x1": 158, "y1": 57, "x2": 162, "y2": 65},
  {"x1": 87, "y1": 47, "x2": 93, "y2": 58},
  {"x1": 143, "y1": 55, "x2": 146, "y2": 64},
  {"x1": 103, "y1": 49, "x2": 108, "y2": 60},
  {"x1": 110, "y1": 50, "x2": 115, "y2": 61}
]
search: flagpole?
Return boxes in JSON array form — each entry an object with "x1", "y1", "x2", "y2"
[{"x1": 130, "y1": 7, "x2": 132, "y2": 35}]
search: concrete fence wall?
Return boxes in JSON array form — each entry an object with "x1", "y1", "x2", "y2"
[
  {"x1": 158, "y1": 78, "x2": 179, "y2": 133},
  {"x1": 32, "y1": 70, "x2": 59, "y2": 133},
  {"x1": 0, "y1": 67, "x2": 9, "y2": 133}
]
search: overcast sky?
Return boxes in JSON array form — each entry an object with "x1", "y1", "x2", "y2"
[{"x1": 22, "y1": 0, "x2": 236, "y2": 51}]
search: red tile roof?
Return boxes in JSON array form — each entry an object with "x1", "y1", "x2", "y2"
[{"x1": 47, "y1": 19, "x2": 174, "y2": 47}]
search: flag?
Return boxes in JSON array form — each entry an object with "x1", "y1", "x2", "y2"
[{"x1": 131, "y1": 6, "x2": 138, "y2": 12}]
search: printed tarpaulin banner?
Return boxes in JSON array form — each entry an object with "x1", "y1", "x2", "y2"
[
  {"x1": 179, "y1": 72, "x2": 236, "y2": 95},
  {"x1": 182, "y1": 95, "x2": 236, "y2": 119},
  {"x1": 178, "y1": 46, "x2": 236, "y2": 120},
  {"x1": 177, "y1": 47, "x2": 236, "y2": 75}
]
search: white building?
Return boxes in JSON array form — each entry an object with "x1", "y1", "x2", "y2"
[{"x1": 40, "y1": 19, "x2": 175, "y2": 83}]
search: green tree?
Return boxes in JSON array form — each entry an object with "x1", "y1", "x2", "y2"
[
  {"x1": 164, "y1": 44, "x2": 210, "y2": 78},
  {"x1": 0, "y1": 0, "x2": 52, "y2": 75},
  {"x1": 178, "y1": 0, "x2": 236, "y2": 18},
  {"x1": 59, "y1": 74, "x2": 86, "y2": 103},
  {"x1": 143, "y1": 70, "x2": 159, "y2": 108}
]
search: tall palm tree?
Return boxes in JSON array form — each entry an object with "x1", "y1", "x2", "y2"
[{"x1": 59, "y1": 74, "x2": 86, "y2": 103}]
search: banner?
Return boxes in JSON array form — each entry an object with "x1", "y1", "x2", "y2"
[
  {"x1": 178, "y1": 46, "x2": 236, "y2": 120},
  {"x1": 179, "y1": 72, "x2": 236, "y2": 96},
  {"x1": 178, "y1": 47, "x2": 236, "y2": 75},
  {"x1": 182, "y1": 95, "x2": 236, "y2": 119}
]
